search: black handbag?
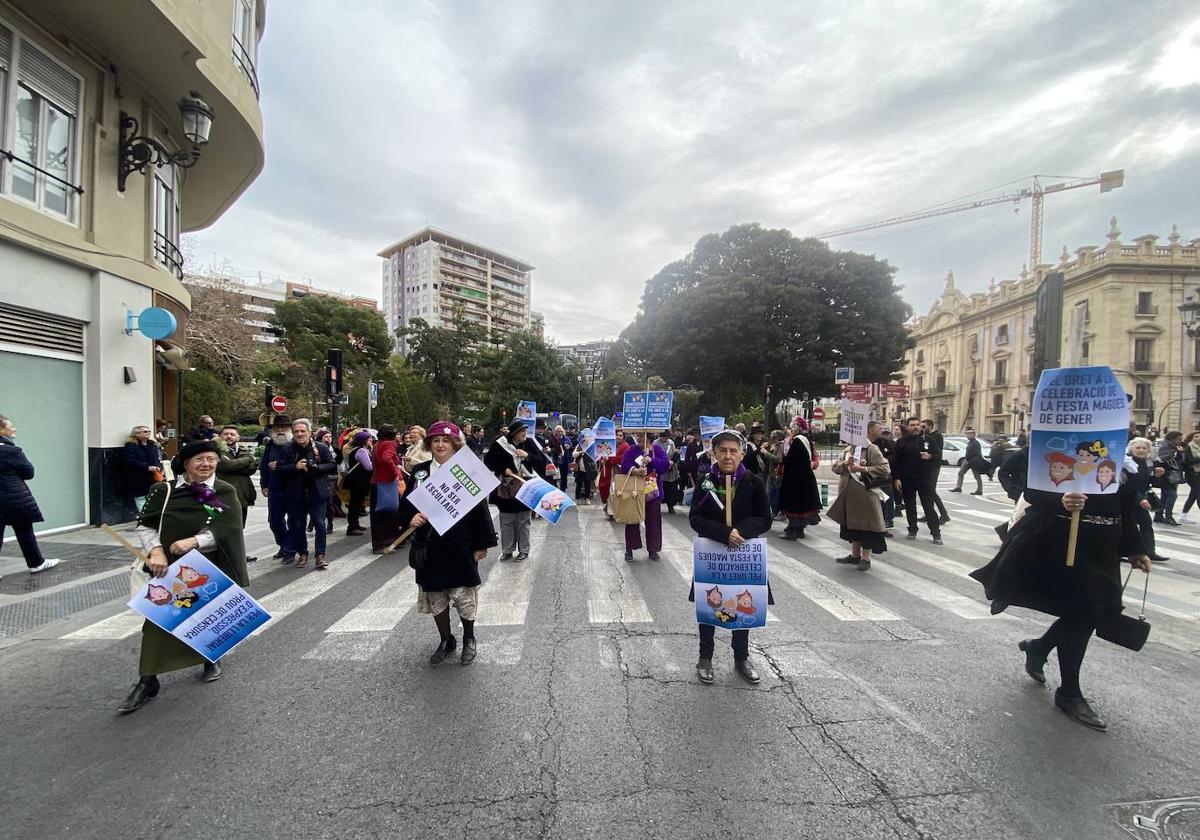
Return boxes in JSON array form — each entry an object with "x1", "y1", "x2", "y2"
[
  {"x1": 496, "y1": 475, "x2": 522, "y2": 500},
  {"x1": 408, "y1": 537, "x2": 429, "y2": 571},
  {"x1": 1095, "y1": 567, "x2": 1151, "y2": 652},
  {"x1": 1144, "y1": 490, "x2": 1162, "y2": 511}
]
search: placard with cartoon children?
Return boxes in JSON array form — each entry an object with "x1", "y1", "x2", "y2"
[
  {"x1": 1026, "y1": 366, "x2": 1130, "y2": 495},
  {"x1": 129, "y1": 550, "x2": 271, "y2": 662},
  {"x1": 692, "y1": 537, "x2": 769, "y2": 629},
  {"x1": 515, "y1": 475, "x2": 577, "y2": 524},
  {"x1": 592, "y1": 416, "x2": 617, "y2": 460}
]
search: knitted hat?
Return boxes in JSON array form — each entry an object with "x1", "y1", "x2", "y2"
[{"x1": 426, "y1": 421, "x2": 462, "y2": 440}]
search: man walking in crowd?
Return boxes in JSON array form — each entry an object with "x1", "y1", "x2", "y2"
[
  {"x1": 893, "y1": 417, "x2": 944, "y2": 544},
  {"x1": 274, "y1": 418, "x2": 337, "y2": 570},
  {"x1": 186, "y1": 415, "x2": 218, "y2": 443},
  {"x1": 949, "y1": 427, "x2": 988, "y2": 495},
  {"x1": 259, "y1": 414, "x2": 295, "y2": 562},
  {"x1": 217, "y1": 425, "x2": 258, "y2": 563},
  {"x1": 874, "y1": 424, "x2": 897, "y2": 530},
  {"x1": 467, "y1": 425, "x2": 487, "y2": 457},
  {"x1": 920, "y1": 418, "x2": 951, "y2": 525}
]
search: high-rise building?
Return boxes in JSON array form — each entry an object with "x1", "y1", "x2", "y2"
[
  {"x1": 378, "y1": 227, "x2": 534, "y2": 353},
  {"x1": 531, "y1": 311, "x2": 546, "y2": 341},
  {"x1": 557, "y1": 340, "x2": 611, "y2": 370}
]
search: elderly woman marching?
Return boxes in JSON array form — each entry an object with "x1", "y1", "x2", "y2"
[
  {"x1": 120, "y1": 440, "x2": 248, "y2": 713},
  {"x1": 619, "y1": 433, "x2": 670, "y2": 561},
  {"x1": 777, "y1": 418, "x2": 822, "y2": 540},
  {"x1": 826, "y1": 421, "x2": 891, "y2": 571},
  {"x1": 399, "y1": 422, "x2": 498, "y2": 666},
  {"x1": 483, "y1": 424, "x2": 536, "y2": 560}
]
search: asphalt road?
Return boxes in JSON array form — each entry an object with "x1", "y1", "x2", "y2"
[{"x1": 1, "y1": 478, "x2": 1197, "y2": 840}]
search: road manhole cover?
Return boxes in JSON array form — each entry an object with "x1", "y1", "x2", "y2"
[{"x1": 1109, "y1": 797, "x2": 1200, "y2": 839}]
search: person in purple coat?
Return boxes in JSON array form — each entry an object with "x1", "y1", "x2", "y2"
[{"x1": 619, "y1": 433, "x2": 670, "y2": 561}]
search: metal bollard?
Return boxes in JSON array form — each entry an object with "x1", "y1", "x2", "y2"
[{"x1": 820, "y1": 482, "x2": 829, "y2": 506}]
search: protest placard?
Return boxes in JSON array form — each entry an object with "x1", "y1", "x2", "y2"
[
  {"x1": 406, "y1": 447, "x2": 500, "y2": 535},
  {"x1": 838, "y1": 400, "x2": 871, "y2": 447},
  {"x1": 578, "y1": 427, "x2": 597, "y2": 460},
  {"x1": 1027, "y1": 366, "x2": 1129, "y2": 496},
  {"x1": 593, "y1": 416, "x2": 617, "y2": 460},
  {"x1": 646, "y1": 391, "x2": 674, "y2": 429},
  {"x1": 129, "y1": 550, "x2": 270, "y2": 662},
  {"x1": 700, "y1": 415, "x2": 725, "y2": 453},
  {"x1": 692, "y1": 537, "x2": 769, "y2": 629},
  {"x1": 515, "y1": 475, "x2": 576, "y2": 524},
  {"x1": 515, "y1": 400, "x2": 537, "y2": 434},
  {"x1": 622, "y1": 392, "x2": 648, "y2": 429}
]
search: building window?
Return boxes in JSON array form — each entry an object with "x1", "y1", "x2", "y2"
[
  {"x1": 992, "y1": 420, "x2": 1005, "y2": 435},
  {"x1": 991, "y1": 394, "x2": 1003, "y2": 415},
  {"x1": 152, "y1": 154, "x2": 182, "y2": 279},
  {"x1": 1136, "y1": 291, "x2": 1155, "y2": 316},
  {"x1": 996, "y1": 324, "x2": 1009, "y2": 345},
  {"x1": 915, "y1": 349, "x2": 924, "y2": 364},
  {"x1": 993, "y1": 359, "x2": 1007, "y2": 386},
  {"x1": 232, "y1": 0, "x2": 260, "y2": 98},
  {"x1": 1081, "y1": 341, "x2": 1089, "y2": 363},
  {"x1": 1134, "y1": 383, "x2": 1153, "y2": 410},
  {"x1": 1134, "y1": 338, "x2": 1154, "y2": 372},
  {"x1": 1075, "y1": 300, "x2": 1090, "y2": 323},
  {"x1": 0, "y1": 30, "x2": 83, "y2": 223},
  {"x1": 935, "y1": 370, "x2": 946, "y2": 392},
  {"x1": 915, "y1": 375, "x2": 924, "y2": 394},
  {"x1": 1194, "y1": 338, "x2": 1200, "y2": 372}
]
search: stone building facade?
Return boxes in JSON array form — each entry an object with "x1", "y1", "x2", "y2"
[{"x1": 891, "y1": 220, "x2": 1200, "y2": 435}]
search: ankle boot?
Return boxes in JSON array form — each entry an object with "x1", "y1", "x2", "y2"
[{"x1": 118, "y1": 676, "x2": 160, "y2": 714}]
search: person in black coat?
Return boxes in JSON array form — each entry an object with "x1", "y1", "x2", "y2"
[
  {"x1": 892, "y1": 417, "x2": 944, "y2": 543},
  {"x1": 121, "y1": 424, "x2": 164, "y2": 510},
  {"x1": 970, "y1": 482, "x2": 1151, "y2": 731},
  {"x1": 689, "y1": 429, "x2": 774, "y2": 686},
  {"x1": 483, "y1": 426, "x2": 535, "y2": 560},
  {"x1": 400, "y1": 422, "x2": 498, "y2": 666},
  {"x1": 0, "y1": 415, "x2": 59, "y2": 574},
  {"x1": 273, "y1": 418, "x2": 337, "y2": 569},
  {"x1": 950, "y1": 428, "x2": 989, "y2": 495},
  {"x1": 777, "y1": 421, "x2": 821, "y2": 539}
]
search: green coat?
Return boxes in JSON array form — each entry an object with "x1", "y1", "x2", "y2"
[
  {"x1": 135, "y1": 479, "x2": 248, "y2": 675},
  {"x1": 217, "y1": 450, "x2": 258, "y2": 510}
]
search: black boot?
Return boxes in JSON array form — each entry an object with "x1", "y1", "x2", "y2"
[
  {"x1": 201, "y1": 661, "x2": 223, "y2": 682},
  {"x1": 118, "y1": 676, "x2": 160, "y2": 714},
  {"x1": 735, "y1": 658, "x2": 761, "y2": 684},
  {"x1": 429, "y1": 636, "x2": 456, "y2": 666},
  {"x1": 460, "y1": 637, "x2": 477, "y2": 666},
  {"x1": 696, "y1": 658, "x2": 715, "y2": 685},
  {"x1": 1054, "y1": 689, "x2": 1107, "y2": 731}
]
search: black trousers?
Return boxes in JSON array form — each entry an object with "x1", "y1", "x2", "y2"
[
  {"x1": 698, "y1": 624, "x2": 749, "y2": 660},
  {"x1": 347, "y1": 486, "x2": 368, "y2": 530},
  {"x1": 928, "y1": 466, "x2": 949, "y2": 518},
  {"x1": 0, "y1": 521, "x2": 45, "y2": 568},
  {"x1": 903, "y1": 482, "x2": 942, "y2": 537},
  {"x1": 1028, "y1": 617, "x2": 1093, "y2": 698}
]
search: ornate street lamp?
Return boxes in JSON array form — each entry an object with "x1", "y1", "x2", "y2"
[
  {"x1": 118, "y1": 92, "x2": 215, "y2": 191},
  {"x1": 1180, "y1": 290, "x2": 1200, "y2": 337}
]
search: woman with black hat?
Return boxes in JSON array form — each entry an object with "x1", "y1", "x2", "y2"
[
  {"x1": 119, "y1": 440, "x2": 248, "y2": 713},
  {"x1": 688, "y1": 429, "x2": 774, "y2": 685},
  {"x1": 399, "y1": 422, "x2": 498, "y2": 665},
  {"x1": 484, "y1": 424, "x2": 536, "y2": 560}
]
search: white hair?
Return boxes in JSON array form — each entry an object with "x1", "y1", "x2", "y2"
[{"x1": 292, "y1": 418, "x2": 312, "y2": 431}]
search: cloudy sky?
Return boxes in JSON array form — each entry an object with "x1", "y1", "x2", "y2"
[{"x1": 192, "y1": 0, "x2": 1200, "y2": 343}]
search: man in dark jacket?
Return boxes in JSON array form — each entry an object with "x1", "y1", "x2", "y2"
[
  {"x1": 874, "y1": 427, "x2": 897, "y2": 528},
  {"x1": 259, "y1": 414, "x2": 295, "y2": 561},
  {"x1": 921, "y1": 419, "x2": 951, "y2": 523},
  {"x1": 893, "y1": 417, "x2": 944, "y2": 544},
  {"x1": 187, "y1": 415, "x2": 218, "y2": 442},
  {"x1": 274, "y1": 418, "x2": 337, "y2": 568},
  {"x1": 689, "y1": 429, "x2": 774, "y2": 686},
  {"x1": 950, "y1": 427, "x2": 987, "y2": 495},
  {"x1": 218, "y1": 425, "x2": 259, "y2": 562}
]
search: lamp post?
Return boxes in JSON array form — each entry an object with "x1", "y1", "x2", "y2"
[
  {"x1": 1179, "y1": 287, "x2": 1200, "y2": 431},
  {"x1": 613, "y1": 385, "x2": 619, "y2": 416},
  {"x1": 119, "y1": 92, "x2": 215, "y2": 192},
  {"x1": 577, "y1": 375, "x2": 583, "y2": 425},
  {"x1": 1008, "y1": 401, "x2": 1028, "y2": 436}
]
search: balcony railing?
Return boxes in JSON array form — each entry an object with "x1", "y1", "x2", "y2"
[
  {"x1": 1135, "y1": 304, "x2": 1159, "y2": 316},
  {"x1": 153, "y1": 232, "x2": 184, "y2": 280},
  {"x1": 994, "y1": 333, "x2": 1010, "y2": 346},
  {"x1": 232, "y1": 38, "x2": 260, "y2": 99},
  {"x1": 1132, "y1": 361, "x2": 1166, "y2": 373}
]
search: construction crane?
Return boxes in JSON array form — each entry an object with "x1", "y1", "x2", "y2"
[{"x1": 814, "y1": 170, "x2": 1125, "y2": 273}]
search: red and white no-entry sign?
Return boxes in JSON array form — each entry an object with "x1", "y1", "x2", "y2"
[
  {"x1": 812, "y1": 407, "x2": 826, "y2": 419},
  {"x1": 271, "y1": 395, "x2": 288, "y2": 413}
]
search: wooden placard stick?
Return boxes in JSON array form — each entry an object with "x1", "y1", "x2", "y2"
[
  {"x1": 101, "y1": 524, "x2": 147, "y2": 562},
  {"x1": 1065, "y1": 509, "x2": 1080, "y2": 567},
  {"x1": 724, "y1": 474, "x2": 733, "y2": 528},
  {"x1": 383, "y1": 526, "x2": 417, "y2": 555}
]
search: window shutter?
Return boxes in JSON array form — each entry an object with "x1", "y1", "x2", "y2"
[
  {"x1": 0, "y1": 302, "x2": 84, "y2": 355},
  {"x1": 18, "y1": 38, "x2": 80, "y2": 114},
  {"x1": 0, "y1": 24, "x2": 12, "y2": 70}
]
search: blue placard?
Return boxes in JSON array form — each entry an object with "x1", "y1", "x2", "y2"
[
  {"x1": 1026, "y1": 366, "x2": 1130, "y2": 495},
  {"x1": 692, "y1": 537, "x2": 769, "y2": 629},
  {"x1": 515, "y1": 400, "x2": 537, "y2": 434},
  {"x1": 129, "y1": 551, "x2": 270, "y2": 662},
  {"x1": 645, "y1": 391, "x2": 673, "y2": 430},
  {"x1": 515, "y1": 476, "x2": 576, "y2": 524},
  {"x1": 623, "y1": 392, "x2": 648, "y2": 429},
  {"x1": 593, "y1": 416, "x2": 617, "y2": 460},
  {"x1": 699, "y1": 415, "x2": 725, "y2": 453}
]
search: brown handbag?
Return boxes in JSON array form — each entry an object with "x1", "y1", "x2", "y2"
[{"x1": 611, "y1": 471, "x2": 646, "y2": 524}]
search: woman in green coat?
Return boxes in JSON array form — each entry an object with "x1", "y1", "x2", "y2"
[{"x1": 119, "y1": 440, "x2": 248, "y2": 714}]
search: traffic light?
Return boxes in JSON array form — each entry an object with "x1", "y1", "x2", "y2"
[{"x1": 326, "y1": 349, "x2": 343, "y2": 397}]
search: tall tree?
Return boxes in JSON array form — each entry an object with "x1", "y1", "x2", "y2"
[
  {"x1": 398, "y1": 307, "x2": 488, "y2": 413},
  {"x1": 622, "y1": 223, "x2": 911, "y2": 425}
]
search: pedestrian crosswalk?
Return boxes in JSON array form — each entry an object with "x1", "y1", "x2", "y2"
[{"x1": 54, "y1": 496, "x2": 1200, "y2": 662}]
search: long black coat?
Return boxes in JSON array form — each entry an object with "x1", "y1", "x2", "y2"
[
  {"x1": 0, "y1": 438, "x2": 42, "y2": 525},
  {"x1": 777, "y1": 435, "x2": 821, "y2": 516},
  {"x1": 398, "y1": 461, "x2": 498, "y2": 592},
  {"x1": 970, "y1": 486, "x2": 1146, "y2": 624},
  {"x1": 688, "y1": 468, "x2": 774, "y2": 604},
  {"x1": 122, "y1": 440, "x2": 163, "y2": 498},
  {"x1": 483, "y1": 437, "x2": 532, "y2": 514}
]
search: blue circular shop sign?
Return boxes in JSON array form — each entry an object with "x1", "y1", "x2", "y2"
[{"x1": 138, "y1": 307, "x2": 177, "y2": 340}]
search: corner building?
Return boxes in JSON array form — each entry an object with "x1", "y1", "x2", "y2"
[
  {"x1": 893, "y1": 220, "x2": 1200, "y2": 435},
  {"x1": 379, "y1": 226, "x2": 534, "y2": 354},
  {"x1": 0, "y1": 1, "x2": 266, "y2": 529}
]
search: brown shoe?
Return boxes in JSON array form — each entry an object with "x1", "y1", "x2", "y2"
[
  {"x1": 294, "y1": 553, "x2": 308, "y2": 569},
  {"x1": 314, "y1": 554, "x2": 328, "y2": 570}
]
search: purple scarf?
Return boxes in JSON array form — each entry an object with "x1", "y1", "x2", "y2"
[{"x1": 187, "y1": 482, "x2": 228, "y2": 515}]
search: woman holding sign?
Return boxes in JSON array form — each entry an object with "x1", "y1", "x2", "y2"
[
  {"x1": 400, "y1": 422, "x2": 498, "y2": 666},
  {"x1": 483, "y1": 425, "x2": 535, "y2": 561},
  {"x1": 120, "y1": 440, "x2": 248, "y2": 713},
  {"x1": 688, "y1": 429, "x2": 774, "y2": 685},
  {"x1": 619, "y1": 433, "x2": 669, "y2": 561}
]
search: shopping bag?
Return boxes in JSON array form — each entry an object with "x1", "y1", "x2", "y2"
[{"x1": 612, "y1": 472, "x2": 646, "y2": 524}]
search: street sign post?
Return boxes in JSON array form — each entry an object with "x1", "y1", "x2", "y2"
[
  {"x1": 840, "y1": 383, "x2": 874, "y2": 401},
  {"x1": 270, "y1": 395, "x2": 287, "y2": 413},
  {"x1": 834, "y1": 366, "x2": 855, "y2": 385},
  {"x1": 812, "y1": 407, "x2": 826, "y2": 420},
  {"x1": 878, "y1": 384, "x2": 910, "y2": 400}
]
